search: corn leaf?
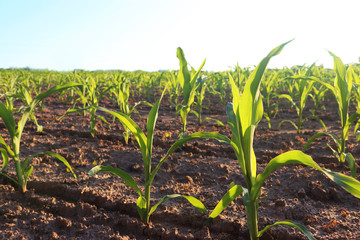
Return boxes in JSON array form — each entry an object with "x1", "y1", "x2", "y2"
[
  {"x1": 17, "y1": 83, "x2": 81, "y2": 138},
  {"x1": 303, "y1": 132, "x2": 341, "y2": 152},
  {"x1": 57, "y1": 108, "x2": 86, "y2": 121},
  {"x1": 252, "y1": 150, "x2": 360, "y2": 199},
  {"x1": 345, "y1": 153, "x2": 357, "y2": 178},
  {"x1": 231, "y1": 40, "x2": 293, "y2": 186},
  {"x1": 0, "y1": 135, "x2": 14, "y2": 157},
  {"x1": 329, "y1": 51, "x2": 349, "y2": 128},
  {"x1": 177, "y1": 47, "x2": 191, "y2": 101},
  {"x1": 97, "y1": 107, "x2": 147, "y2": 158},
  {"x1": 190, "y1": 58, "x2": 206, "y2": 87},
  {"x1": 0, "y1": 148, "x2": 9, "y2": 172},
  {"x1": 207, "y1": 185, "x2": 246, "y2": 222},
  {"x1": 24, "y1": 165, "x2": 33, "y2": 184},
  {"x1": 89, "y1": 165, "x2": 143, "y2": 197},
  {"x1": 226, "y1": 101, "x2": 246, "y2": 175},
  {"x1": 278, "y1": 120, "x2": 299, "y2": 131},
  {"x1": 136, "y1": 196, "x2": 147, "y2": 222},
  {"x1": 202, "y1": 117, "x2": 224, "y2": 126},
  {"x1": 149, "y1": 194, "x2": 207, "y2": 216},
  {"x1": 321, "y1": 168, "x2": 360, "y2": 197},
  {"x1": 258, "y1": 220, "x2": 316, "y2": 240},
  {"x1": 146, "y1": 86, "x2": 167, "y2": 166},
  {"x1": 0, "y1": 101, "x2": 16, "y2": 140},
  {"x1": 343, "y1": 110, "x2": 360, "y2": 140},
  {"x1": 27, "y1": 151, "x2": 76, "y2": 179}
]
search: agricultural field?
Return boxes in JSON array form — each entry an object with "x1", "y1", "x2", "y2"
[{"x1": 1, "y1": 44, "x2": 360, "y2": 240}]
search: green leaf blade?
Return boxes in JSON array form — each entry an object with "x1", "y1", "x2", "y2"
[
  {"x1": 258, "y1": 220, "x2": 316, "y2": 240},
  {"x1": 89, "y1": 165, "x2": 143, "y2": 197},
  {"x1": 149, "y1": 194, "x2": 207, "y2": 217},
  {"x1": 207, "y1": 185, "x2": 245, "y2": 222}
]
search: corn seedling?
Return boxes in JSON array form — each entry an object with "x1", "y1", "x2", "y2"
[
  {"x1": 167, "y1": 70, "x2": 181, "y2": 110},
  {"x1": 191, "y1": 75, "x2": 224, "y2": 126},
  {"x1": 89, "y1": 85, "x2": 228, "y2": 224},
  {"x1": 277, "y1": 63, "x2": 326, "y2": 134},
  {"x1": 352, "y1": 69, "x2": 360, "y2": 140},
  {"x1": 205, "y1": 41, "x2": 360, "y2": 240},
  {"x1": 176, "y1": 47, "x2": 206, "y2": 138},
  {"x1": 232, "y1": 64, "x2": 250, "y2": 93},
  {"x1": 208, "y1": 72, "x2": 229, "y2": 105},
  {"x1": 109, "y1": 73, "x2": 151, "y2": 144},
  {"x1": 261, "y1": 70, "x2": 281, "y2": 128},
  {"x1": 58, "y1": 74, "x2": 112, "y2": 137},
  {"x1": 309, "y1": 83, "x2": 329, "y2": 116},
  {"x1": 11, "y1": 84, "x2": 45, "y2": 132},
  {"x1": 0, "y1": 74, "x2": 18, "y2": 113},
  {"x1": 0, "y1": 83, "x2": 78, "y2": 193},
  {"x1": 303, "y1": 52, "x2": 360, "y2": 177}
]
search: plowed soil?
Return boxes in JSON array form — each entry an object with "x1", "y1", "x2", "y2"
[{"x1": 0, "y1": 92, "x2": 359, "y2": 240}]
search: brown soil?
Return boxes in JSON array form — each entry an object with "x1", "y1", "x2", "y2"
[{"x1": 0, "y1": 92, "x2": 359, "y2": 240}]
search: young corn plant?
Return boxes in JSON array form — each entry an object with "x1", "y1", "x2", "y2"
[
  {"x1": 167, "y1": 70, "x2": 181, "y2": 110},
  {"x1": 58, "y1": 75, "x2": 112, "y2": 137},
  {"x1": 11, "y1": 84, "x2": 45, "y2": 132},
  {"x1": 0, "y1": 83, "x2": 78, "y2": 193},
  {"x1": 0, "y1": 74, "x2": 18, "y2": 112},
  {"x1": 191, "y1": 75, "x2": 224, "y2": 126},
  {"x1": 176, "y1": 47, "x2": 206, "y2": 138},
  {"x1": 89, "y1": 85, "x2": 228, "y2": 224},
  {"x1": 206, "y1": 41, "x2": 360, "y2": 240},
  {"x1": 309, "y1": 83, "x2": 329, "y2": 116},
  {"x1": 303, "y1": 52, "x2": 360, "y2": 177},
  {"x1": 232, "y1": 64, "x2": 250, "y2": 93},
  {"x1": 352, "y1": 69, "x2": 360, "y2": 140},
  {"x1": 261, "y1": 70, "x2": 280, "y2": 128},
  {"x1": 109, "y1": 73, "x2": 151, "y2": 144},
  {"x1": 208, "y1": 72, "x2": 229, "y2": 105},
  {"x1": 277, "y1": 63, "x2": 327, "y2": 134}
]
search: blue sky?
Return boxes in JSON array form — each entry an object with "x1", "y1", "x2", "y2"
[{"x1": 1, "y1": 0, "x2": 359, "y2": 71}]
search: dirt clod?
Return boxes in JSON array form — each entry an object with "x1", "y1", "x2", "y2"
[
  {"x1": 54, "y1": 216, "x2": 72, "y2": 228},
  {"x1": 274, "y1": 198, "x2": 287, "y2": 207}
]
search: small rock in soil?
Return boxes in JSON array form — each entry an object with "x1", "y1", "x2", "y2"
[
  {"x1": 130, "y1": 164, "x2": 142, "y2": 172},
  {"x1": 168, "y1": 227, "x2": 179, "y2": 239},
  {"x1": 179, "y1": 176, "x2": 194, "y2": 184},
  {"x1": 274, "y1": 198, "x2": 286, "y2": 207},
  {"x1": 297, "y1": 188, "x2": 306, "y2": 198},
  {"x1": 54, "y1": 216, "x2": 72, "y2": 229},
  {"x1": 48, "y1": 231, "x2": 60, "y2": 239},
  {"x1": 310, "y1": 185, "x2": 329, "y2": 201}
]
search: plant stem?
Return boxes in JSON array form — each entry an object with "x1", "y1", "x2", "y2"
[
  {"x1": 247, "y1": 198, "x2": 259, "y2": 240},
  {"x1": 144, "y1": 157, "x2": 152, "y2": 224},
  {"x1": 339, "y1": 132, "x2": 346, "y2": 165},
  {"x1": 14, "y1": 155, "x2": 26, "y2": 193},
  {"x1": 144, "y1": 182, "x2": 151, "y2": 224}
]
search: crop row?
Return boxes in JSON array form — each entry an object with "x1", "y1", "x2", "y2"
[{"x1": 0, "y1": 41, "x2": 360, "y2": 240}]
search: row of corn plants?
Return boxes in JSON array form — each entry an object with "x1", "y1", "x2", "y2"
[
  {"x1": 88, "y1": 42, "x2": 360, "y2": 239},
  {"x1": 1, "y1": 43, "x2": 360, "y2": 239}
]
